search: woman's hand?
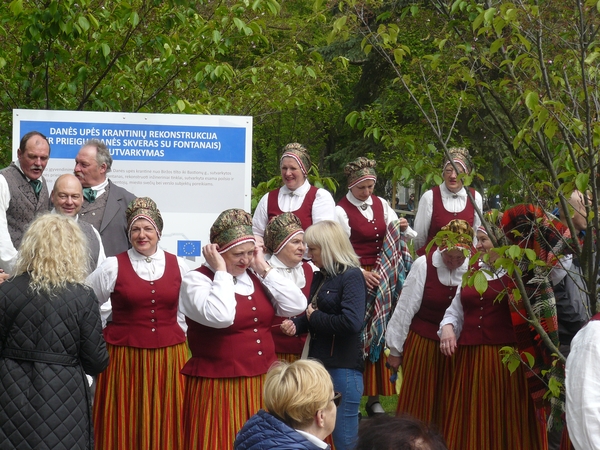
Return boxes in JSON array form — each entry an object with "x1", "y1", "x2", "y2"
[
  {"x1": 362, "y1": 269, "x2": 381, "y2": 290},
  {"x1": 398, "y1": 217, "x2": 409, "y2": 232},
  {"x1": 386, "y1": 354, "x2": 403, "y2": 372},
  {"x1": 280, "y1": 319, "x2": 297, "y2": 336},
  {"x1": 202, "y1": 244, "x2": 227, "y2": 272},
  {"x1": 440, "y1": 324, "x2": 457, "y2": 356},
  {"x1": 306, "y1": 303, "x2": 318, "y2": 321},
  {"x1": 249, "y1": 245, "x2": 270, "y2": 276}
]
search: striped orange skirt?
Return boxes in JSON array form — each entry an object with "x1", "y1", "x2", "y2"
[
  {"x1": 396, "y1": 330, "x2": 454, "y2": 431},
  {"x1": 183, "y1": 374, "x2": 265, "y2": 450},
  {"x1": 93, "y1": 342, "x2": 188, "y2": 450},
  {"x1": 276, "y1": 352, "x2": 301, "y2": 363},
  {"x1": 363, "y1": 357, "x2": 395, "y2": 396},
  {"x1": 443, "y1": 344, "x2": 547, "y2": 450}
]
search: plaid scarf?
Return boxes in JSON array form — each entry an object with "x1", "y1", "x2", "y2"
[
  {"x1": 502, "y1": 204, "x2": 574, "y2": 429},
  {"x1": 362, "y1": 220, "x2": 413, "y2": 362}
]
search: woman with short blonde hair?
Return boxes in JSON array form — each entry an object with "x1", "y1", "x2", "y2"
[
  {"x1": 282, "y1": 220, "x2": 366, "y2": 450},
  {"x1": 235, "y1": 359, "x2": 337, "y2": 449}
]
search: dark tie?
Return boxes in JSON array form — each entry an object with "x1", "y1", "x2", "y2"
[
  {"x1": 29, "y1": 179, "x2": 42, "y2": 198},
  {"x1": 83, "y1": 187, "x2": 97, "y2": 203}
]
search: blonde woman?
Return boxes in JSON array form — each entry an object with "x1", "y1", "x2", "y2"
[
  {"x1": 0, "y1": 214, "x2": 108, "y2": 449},
  {"x1": 235, "y1": 359, "x2": 338, "y2": 449},
  {"x1": 282, "y1": 220, "x2": 366, "y2": 450}
]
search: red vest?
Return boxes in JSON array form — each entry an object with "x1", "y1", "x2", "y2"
[
  {"x1": 104, "y1": 252, "x2": 185, "y2": 349},
  {"x1": 337, "y1": 195, "x2": 385, "y2": 266},
  {"x1": 267, "y1": 186, "x2": 318, "y2": 230},
  {"x1": 271, "y1": 262, "x2": 314, "y2": 354},
  {"x1": 458, "y1": 267, "x2": 516, "y2": 346},
  {"x1": 410, "y1": 252, "x2": 459, "y2": 341},
  {"x1": 182, "y1": 266, "x2": 277, "y2": 378},
  {"x1": 417, "y1": 185, "x2": 476, "y2": 256}
]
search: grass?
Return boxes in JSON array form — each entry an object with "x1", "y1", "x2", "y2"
[{"x1": 359, "y1": 395, "x2": 398, "y2": 417}]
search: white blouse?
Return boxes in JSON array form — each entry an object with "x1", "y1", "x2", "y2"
[
  {"x1": 413, "y1": 183, "x2": 483, "y2": 250},
  {"x1": 86, "y1": 247, "x2": 190, "y2": 332},
  {"x1": 179, "y1": 264, "x2": 307, "y2": 329},
  {"x1": 385, "y1": 250, "x2": 468, "y2": 356},
  {"x1": 252, "y1": 179, "x2": 335, "y2": 238}
]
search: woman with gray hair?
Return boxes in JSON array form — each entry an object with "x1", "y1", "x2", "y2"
[
  {"x1": 234, "y1": 359, "x2": 338, "y2": 449},
  {"x1": 282, "y1": 220, "x2": 366, "y2": 450},
  {"x1": 0, "y1": 214, "x2": 108, "y2": 449}
]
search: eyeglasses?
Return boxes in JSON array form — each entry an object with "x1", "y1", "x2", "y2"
[{"x1": 331, "y1": 392, "x2": 342, "y2": 407}]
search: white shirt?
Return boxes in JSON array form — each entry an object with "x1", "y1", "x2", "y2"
[
  {"x1": 385, "y1": 250, "x2": 468, "y2": 356},
  {"x1": 566, "y1": 320, "x2": 600, "y2": 450},
  {"x1": 266, "y1": 254, "x2": 318, "y2": 292},
  {"x1": 252, "y1": 179, "x2": 335, "y2": 238},
  {"x1": 86, "y1": 179, "x2": 109, "y2": 198},
  {"x1": 438, "y1": 262, "x2": 507, "y2": 339},
  {"x1": 335, "y1": 191, "x2": 417, "y2": 239},
  {"x1": 295, "y1": 430, "x2": 329, "y2": 449},
  {"x1": 0, "y1": 161, "x2": 44, "y2": 272},
  {"x1": 179, "y1": 264, "x2": 306, "y2": 329},
  {"x1": 86, "y1": 247, "x2": 190, "y2": 332},
  {"x1": 413, "y1": 183, "x2": 483, "y2": 250}
]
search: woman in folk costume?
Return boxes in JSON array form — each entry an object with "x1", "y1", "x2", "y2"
[
  {"x1": 385, "y1": 219, "x2": 473, "y2": 432},
  {"x1": 89, "y1": 197, "x2": 190, "y2": 450},
  {"x1": 179, "y1": 208, "x2": 306, "y2": 450},
  {"x1": 264, "y1": 212, "x2": 318, "y2": 362},
  {"x1": 413, "y1": 147, "x2": 483, "y2": 256},
  {"x1": 439, "y1": 222, "x2": 548, "y2": 450},
  {"x1": 501, "y1": 204, "x2": 573, "y2": 436},
  {"x1": 335, "y1": 156, "x2": 415, "y2": 415},
  {"x1": 252, "y1": 143, "x2": 335, "y2": 245}
]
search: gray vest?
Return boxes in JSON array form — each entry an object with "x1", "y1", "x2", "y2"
[
  {"x1": 0, "y1": 162, "x2": 50, "y2": 248},
  {"x1": 78, "y1": 220, "x2": 101, "y2": 273},
  {"x1": 79, "y1": 182, "x2": 110, "y2": 232}
]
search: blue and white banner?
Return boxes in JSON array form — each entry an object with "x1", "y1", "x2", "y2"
[{"x1": 13, "y1": 110, "x2": 253, "y2": 265}]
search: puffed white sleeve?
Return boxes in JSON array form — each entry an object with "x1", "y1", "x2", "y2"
[
  {"x1": 179, "y1": 269, "x2": 237, "y2": 328},
  {"x1": 385, "y1": 255, "x2": 428, "y2": 356},
  {"x1": 262, "y1": 269, "x2": 307, "y2": 317},
  {"x1": 86, "y1": 256, "x2": 119, "y2": 306},
  {"x1": 0, "y1": 175, "x2": 18, "y2": 272},
  {"x1": 311, "y1": 188, "x2": 336, "y2": 223},
  {"x1": 438, "y1": 287, "x2": 464, "y2": 339},
  {"x1": 176, "y1": 257, "x2": 191, "y2": 334},
  {"x1": 413, "y1": 190, "x2": 434, "y2": 250},
  {"x1": 566, "y1": 322, "x2": 600, "y2": 450},
  {"x1": 335, "y1": 205, "x2": 351, "y2": 237},
  {"x1": 252, "y1": 192, "x2": 270, "y2": 238}
]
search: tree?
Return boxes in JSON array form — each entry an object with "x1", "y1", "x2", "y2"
[{"x1": 320, "y1": 0, "x2": 600, "y2": 428}]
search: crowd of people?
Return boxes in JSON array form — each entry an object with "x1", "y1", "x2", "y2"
[{"x1": 0, "y1": 134, "x2": 594, "y2": 450}]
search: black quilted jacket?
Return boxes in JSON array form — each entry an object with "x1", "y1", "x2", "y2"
[{"x1": 0, "y1": 274, "x2": 109, "y2": 449}]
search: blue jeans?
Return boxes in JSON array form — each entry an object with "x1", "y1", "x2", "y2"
[{"x1": 328, "y1": 368, "x2": 363, "y2": 450}]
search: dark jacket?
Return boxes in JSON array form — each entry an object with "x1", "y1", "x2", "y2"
[
  {"x1": 99, "y1": 180, "x2": 137, "y2": 257},
  {"x1": 294, "y1": 267, "x2": 366, "y2": 371},
  {"x1": 234, "y1": 409, "x2": 329, "y2": 450},
  {"x1": 0, "y1": 274, "x2": 109, "y2": 449}
]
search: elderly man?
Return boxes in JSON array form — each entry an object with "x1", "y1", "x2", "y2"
[
  {"x1": 51, "y1": 173, "x2": 106, "y2": 272},
  {"x1": 75, "y1": 139, "x2": 136, "y2": 257},
  {"x1": 0, "y1": 131, "x2": 51, "y2": 271}
]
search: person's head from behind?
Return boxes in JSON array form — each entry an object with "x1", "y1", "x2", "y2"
[
  {"x1": 264, "y1": 359, "x2": 337, "y2": 441},
  {"x1": 14, "y1": 214, "x2": 88, "y2": 294},
  {"x1": 355, "y1": 414, "x2": 448, "y2": 450},
  {"x1": 304, "y1": 220, "x2": 359, "y2": 274}
]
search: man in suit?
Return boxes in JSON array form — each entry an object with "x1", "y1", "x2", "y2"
[
  {"x1": 0, "y1": 131, "x2": 51, "y2": 271},
  {"x1": 75, "y1": 139, "x2": 136, "y2": 257},
  {"x1": 51, "y1": 173, "x2": 106, "y2": 272}
]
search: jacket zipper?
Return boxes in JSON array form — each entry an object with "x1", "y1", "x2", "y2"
[{"x1": 330, "y1": 334, "x2": 335, "y2": 356}]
